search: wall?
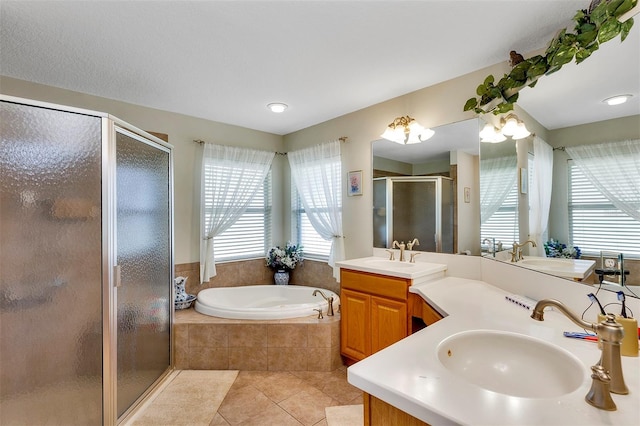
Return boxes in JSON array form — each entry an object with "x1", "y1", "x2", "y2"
[{"x1": 452, "y1": 150, "x2": 480, "y2": 254}]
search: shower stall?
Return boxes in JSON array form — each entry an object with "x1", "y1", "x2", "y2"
[
  {"x1": 373, "y1": 176, "x2": 454, "y2": 253},
  {"x1": 0, "y1": 96, "x2": 174, "y2": 425}
]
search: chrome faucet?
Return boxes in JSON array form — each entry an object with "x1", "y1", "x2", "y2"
[
  {"x1": 312, "y1": 289, "x2": 334, "y2": 316},
  {"x1": 392, "y1": 240, "x2": 406, "y2": 261},
  {"x1": 531, "y1": 299, "x2": 628, "y2": 396},
  {"x1": 511, "y1": 239, "x2": 537, "y2": 262},
  {"x1": 482, "y1": 237, "x2": 496, "y2": 257},
  {"x1": 406, "y1": 238, "x2": 419, "y2": 251}
]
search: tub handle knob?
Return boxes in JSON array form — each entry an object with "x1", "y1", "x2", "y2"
[{"x1": 314, "y1": 308, "x2": 324, "y2": 319}]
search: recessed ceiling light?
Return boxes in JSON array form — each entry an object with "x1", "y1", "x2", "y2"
[
  {"x1": 267, "y1": 103, "x2": 288, "y2": 113},
  {"x1": 603, "y1": 94, "x2": 632, "y2": 106}
]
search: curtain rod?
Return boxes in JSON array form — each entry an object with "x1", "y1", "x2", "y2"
[
  {"x1": 553, "y1": 146, "x2": 566, "y2": 151},
  {"x1": 193, "y1": 136, "x2": 348, "y2": 155}
]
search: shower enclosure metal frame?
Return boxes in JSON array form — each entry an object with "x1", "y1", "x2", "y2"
[
  {"x1": 0, "y1": 95, "x2": 175, "y2": 425},
  {"x1": 373, "y1": 175, "x2": 454, "y2": 253}
]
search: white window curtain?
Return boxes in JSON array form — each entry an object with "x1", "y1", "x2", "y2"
[
  {"x1": 529, "y1": 136, "x2": 553, "y2": 256},
  {"x1": 200, "y1": 143, "x2": 275, "y2": 283},
  {"x1": 288, "y1": 140, "x2": 344, "y2": 281},
  {"x1": 480, "y1": 155, "x2": 518, "y2": 224},
  {"x1": 566, "y1": 139, "x2": 640, "y2": 222}
]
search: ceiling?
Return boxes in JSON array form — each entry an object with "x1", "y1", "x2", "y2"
[{"x1": 0, "y1": 1, "x2": 638, "y2": 136}]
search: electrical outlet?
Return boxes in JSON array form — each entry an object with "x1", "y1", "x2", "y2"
[{"x1": 604, "y1": 258, "x2": 616, "y2": 268}]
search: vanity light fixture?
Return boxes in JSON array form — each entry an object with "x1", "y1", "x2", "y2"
[
  {"x1": 380, "y1": 115, "x2": 434, "y2": 145},
  {"x1": 500, "y1": 113, "x2": 530, "y2": 139},
  {"x1": 267, "y1": 102, "x2": 288, "y2": 113},
  {"x1": 480, "y1": 113, "x2": 530, "y2": 142},
  {"x1": 603, "y1": 94, "x2": 632, "y2": 106},
  {"x1": 479, "y1": 123, "x2": 507, "y2": 143}
]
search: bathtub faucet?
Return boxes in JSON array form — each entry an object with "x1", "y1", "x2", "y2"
[{"x1": 312, "y1": 289, "x2": 334, "y2": 316}]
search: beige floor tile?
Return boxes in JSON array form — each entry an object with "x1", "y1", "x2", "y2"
[
  {"x1": 217, "y1": 384, "x2": 278, "y2": 424},
  {"x1": 319, "y1": 376, "x2": 362, "y2": 405},
  {"x1": 237, "y1": 403, "x2": 303, "y2": 426},
  {"x1": 278, "y1": 387, "x2": 339, "y2": 426},
  {"x1": 312, "y1": 419, "x2": 329, "y2": 426},
  {"x1": 252, "y1": 371, "x2": 317, "y2": 403},
  {"x1": 210, "y1": 413, "x2": 231, "y2": 425}
]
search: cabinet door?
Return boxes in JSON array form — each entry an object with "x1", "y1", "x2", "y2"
[
  {"x1": 341, "y1": 289, "x2": 371, "y2": 361},
  {"x1": 371, "y1": 296, "x2": 408, "y2": 354}
]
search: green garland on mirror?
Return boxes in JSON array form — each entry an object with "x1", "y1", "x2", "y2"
[{"x1": 464, "y1": 0, "x2": 637, "y2": 115}]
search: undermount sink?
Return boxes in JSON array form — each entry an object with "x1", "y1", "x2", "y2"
[
  {"x1": 363, "y1": 259, "x2": 415, "y2": 268},
  {"x1": 516, "y1": 256, "x2": 596, "y2": 280},
  {"x1": 437, "y1": 330, "x2": 584, "y2": 398}
]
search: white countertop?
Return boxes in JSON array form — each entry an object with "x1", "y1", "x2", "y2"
[
  {"x1": 336, "y1": 256, "x2": 447, "y2": 284},
  {"x1": 515, "y1": 256, "x2": 596, "y2": 280},
  {"x1": 348, "y1": 276, "x2": 640, "y2": 425}
]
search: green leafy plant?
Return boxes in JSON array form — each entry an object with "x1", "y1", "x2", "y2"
[{"x1": 464, "y1": 0, "x2": 637, "y2": 115}]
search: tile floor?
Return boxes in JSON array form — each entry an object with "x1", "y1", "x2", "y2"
[{"x1": 212, "y1": 366, "x2": 363, "y2": 426}]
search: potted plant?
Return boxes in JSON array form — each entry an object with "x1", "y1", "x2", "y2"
[{"x1": 266, "y1": 242, "x2": 303, "y2": 285}]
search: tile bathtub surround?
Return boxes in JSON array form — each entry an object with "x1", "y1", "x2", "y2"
[
  {"x1": 175, "y1": 259, "x2": 338, "y2": 295},
  {"x1": 174, "y1": 309, "x2": 342, "y2": 372}
]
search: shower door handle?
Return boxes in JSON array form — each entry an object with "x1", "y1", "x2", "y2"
[{"x1": 114, "y1": 265, "x2": 122, "y2": 288}]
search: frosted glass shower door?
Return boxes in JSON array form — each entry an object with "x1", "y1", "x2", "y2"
[
  {"x1": 0, "y1": 101, "x2": 103, "y2": 425},
  {"x1": 115, "y1": 129, "x2": 171, "y2": 418}
]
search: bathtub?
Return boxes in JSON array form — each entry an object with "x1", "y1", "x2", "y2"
[{"x1": 194, "y1": 285, "x2": 340, "y2": 320}]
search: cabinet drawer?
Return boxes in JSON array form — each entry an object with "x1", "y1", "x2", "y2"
[{"x1": 341, "y1": 269, "x2": 410, "y2": 300}]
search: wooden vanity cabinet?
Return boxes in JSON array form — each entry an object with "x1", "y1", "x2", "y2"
[{"x1": 340, "y1": 269, "x2": 410, "y2": 363}]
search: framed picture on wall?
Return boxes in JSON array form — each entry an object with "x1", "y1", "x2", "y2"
[{"x1": 348, "y1": 170, "x2": 363, "y2": 196}]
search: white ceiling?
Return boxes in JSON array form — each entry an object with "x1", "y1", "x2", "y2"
[{"x1": 1, "y1": 1, "x2": 638, "y2": 136}]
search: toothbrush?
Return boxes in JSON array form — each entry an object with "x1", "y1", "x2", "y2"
[
  {"x1": 588, "y1": 293, "x2": 606, "y2": 315},
  {"x1": 617, "y1": 291, "x2": 628, "y2": 318},
  {"x1": 563, "y1": 331, "x2": 598, "y2": 342}
]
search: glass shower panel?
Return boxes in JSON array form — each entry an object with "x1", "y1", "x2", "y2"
[
  {"x1": 115, "y1": 130, "x2": 171, "y2": 418},
  {"x1": 393, "y1": 181, "x2": 437, "y2": 251},
  {"x1": 373, "y1": 178, "x2": 388, "y2": 248},
  {"x1": 440, "y1": 178, "x2": 455, "y2": 253},
  {"x1": 0, "y1": 101, "x2": 103, "y2": 425}
]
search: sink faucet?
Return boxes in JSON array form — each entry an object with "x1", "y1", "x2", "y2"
[
  {"x1": 392, "y1": 240, "x2": 406, "y2": 261},
  {"x1": 406, "y1": 238, "x2": 419, "y2": 251},
  {"x1": 530, "y1": 299, "x2": 628, "y2": 395},
  {"x1": 482, "y1": 238, "x2": 496, "y2": 257},
  {"x1": 511, "y1": 239, "x2": 537, "y2": 262},
  {"x1": 312, "y1": 289, "x2": 334, "y2": 316}
]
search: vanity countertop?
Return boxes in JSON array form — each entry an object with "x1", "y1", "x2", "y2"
[
  {"x1": 347, "y1": 276, "x2": 640, "y2": 425},
  {"x1": 336, "y1": 256, "x2": 447, "y2": 284}
]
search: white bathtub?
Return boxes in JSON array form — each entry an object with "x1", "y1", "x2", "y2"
[{"x1": 194, "y1": 285, "x2": 340, "y2": 320}]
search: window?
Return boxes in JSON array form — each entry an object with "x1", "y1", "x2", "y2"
[
  {"x1": 291, "y1": 186, "x2": 332, "y2": 260},
  {"x1": 480, "y1": 180, "x2": 519, "y2": 248},
  {"x1": 204, "y1": 168, "x2": 272, "y2": 262},
  {"x1": 568, "y1": 161, "x2": 640, "y2": 257}
]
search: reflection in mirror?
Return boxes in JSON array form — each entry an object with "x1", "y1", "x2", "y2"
[
  {"x1": 478, "y1": 21, "x2": 640, "y2": 297},
  {"x1": 372, "y1": 118, "x2": 480, "y2": 254},
  {"x1": 479, "y1": 137, "x2": 518, "y2": 255},
  {"x1": 373, "y1": 176, "x2": 454, "y2": 252}
]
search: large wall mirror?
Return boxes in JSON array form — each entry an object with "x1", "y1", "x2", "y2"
[
  {"x1": 373, "y1": 23, "x2": 639, "y2": 298},
  {"x1": 372, "y1": 118, "x2": 481, "y2": 254},
  {"x1": 479, "y1": 21, "x2": 639, "y2": 297}
]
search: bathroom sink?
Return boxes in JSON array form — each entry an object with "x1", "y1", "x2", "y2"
[
  {"x1": 363, "y1": 259, "x2": 415, "y2": 269},
  {"x1": 517, "y1": 257, "x2": 595, "y2": 280},
  {"x1": 437, "y1": 330, "x2": 584, "y2": 398}
]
